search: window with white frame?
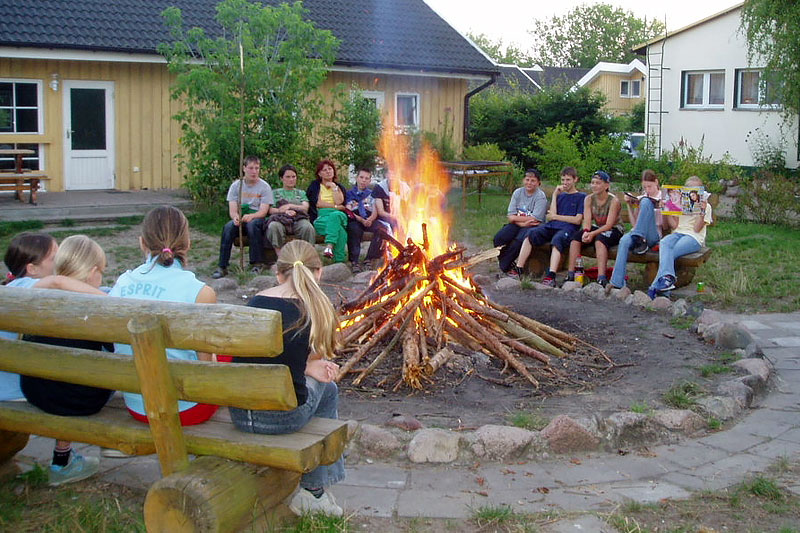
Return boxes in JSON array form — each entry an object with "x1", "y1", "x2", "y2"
[
  {"x1": 682, "y1": 71, "x2": 725, "y2": 108},
  {"x1": 395, "y1": 93, "x2": 419, "y2": 129},
  {"x1": 735, "y1": 69, "x2": 780, "y2": 109},
  {"x1": 358, "y1": 90, "x2": 385, "y2": 109},
  {"x1": 620, "y1": 79, "x2": 641, "y2": 98},
  {"x1": 0, "y1": 80, "x2": 43, "y2": 134}
]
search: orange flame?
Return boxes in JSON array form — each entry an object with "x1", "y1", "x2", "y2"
[{"x1": 378, "y1": 121, "x2": 451, "y2": 258}]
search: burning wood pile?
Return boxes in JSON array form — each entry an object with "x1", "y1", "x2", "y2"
[
  {"x1": 335, "y1": 228, "x2": 578, "y2": 390},
  {"x1": 334, "y1": 126, "x2": 590, "y2": 391}
]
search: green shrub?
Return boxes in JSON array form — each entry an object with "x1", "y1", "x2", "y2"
[
  {"x1": 735, "y1": 171, "x2": 800, "y2": 226},
  {"x1": 462, "y1": 142, "x2": 506, "y2": 162},
  {"x1": 526, "y1": 124, "x2": 581, "y2": 179},
  {"x1": 326, "y1": 84, "x2": 383, "y2": 173},
  {"x1": 421, "y1": 110, "x2": 460, "y2": 162}
]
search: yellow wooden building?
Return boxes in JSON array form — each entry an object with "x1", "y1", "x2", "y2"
[
  {"x1": 0, "y1": 0, "x2": 497, "y2": 192},
  {"x1": 574, "y1": 59, "x2": 648, "y2": 116}
]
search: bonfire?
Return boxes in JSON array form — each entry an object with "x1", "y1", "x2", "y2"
[{"x1": 335, "y1": 129, "x2": 589, "y2": 391}]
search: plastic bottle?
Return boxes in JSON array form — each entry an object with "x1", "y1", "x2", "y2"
[{"x1": 575, "y1": 256, "x2": 585, "y2": 285}]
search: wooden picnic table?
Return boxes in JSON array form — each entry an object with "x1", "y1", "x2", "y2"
[
  {"x1": 441, "y1": 160, "x2": 513, "y2": 210},
  {"x1": 0, "y1": 148, "x2": 35, "y2": 174}
]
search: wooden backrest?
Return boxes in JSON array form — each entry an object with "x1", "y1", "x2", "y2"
[{"x1": 0, "y1": 286, "x2": 296, "y2": 475}]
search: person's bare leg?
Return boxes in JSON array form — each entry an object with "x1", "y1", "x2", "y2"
[
  {"x1": 549, "y1": 247, "x2": 562, "y2": 274},
  {"x1": 516, "y1": 237, "x2": 533, "y2": 270},
  {"x1": 567, "y1": 240, "x2": 581, "y2": 272},
  {"x1": 596, "y1": 241, "x2": 609, "y2": 278}
]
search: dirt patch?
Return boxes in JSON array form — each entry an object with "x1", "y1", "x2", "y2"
[{"x1": 334, "y1": 282, "x2": 721, "y2": 429}]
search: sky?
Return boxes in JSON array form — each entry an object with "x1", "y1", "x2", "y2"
[{"x1": 424, "y1": 0, "x2": 739, "y2": 54}]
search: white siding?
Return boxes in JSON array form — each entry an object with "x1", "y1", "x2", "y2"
[{"x1": 648, "y1": 8, "x2": 799, "y2": 168}]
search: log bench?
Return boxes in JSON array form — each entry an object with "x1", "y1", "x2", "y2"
[
  {"x1": 0, "y1": 287, "x2": 348, "y2": 532},
  {"x1": 524, "y1": 243, "x2": 712, "y2": 288},
  {"x1": 0, "y1": 173, "x2": 49, "y2": 205}
]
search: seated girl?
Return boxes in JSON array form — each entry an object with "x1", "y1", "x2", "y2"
[
  {"x1": 110, "y1": 206, "x2": 219, "y2": 425},
  {"x1": 20, "y1": 235, "x2": 113, "y2": 486},
  {"x1": 229, "y1": 240, "x2": 345, "y2": 516},
  {"x1": 305, "y1": 159, "x2": 348, "y2": 263},
  {"x1": 648, "y1": 176, "x2": 713, "y2": 299}
]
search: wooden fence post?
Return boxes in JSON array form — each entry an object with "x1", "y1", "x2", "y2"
[{"x1": 128, "y1": 316, "x2": 189, "y2": 476}]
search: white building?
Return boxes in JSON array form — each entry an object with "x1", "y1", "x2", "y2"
[{"x1": 634, "y1": 3, "x2": 799, "y2": 169}]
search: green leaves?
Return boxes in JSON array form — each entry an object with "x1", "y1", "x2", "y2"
[
  {"x1": 159, "y1": 0, "x2": 339, "y2": 204},
  {"x1": 741, "y1": 0, "x2": 800, "y2": 118},
  {"x1": 529, "y1": 3, "x2": 665, "y2": 68}
]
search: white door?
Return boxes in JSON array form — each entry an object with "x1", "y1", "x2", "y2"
[{"x1": 63, "y1": 81, "x2": 115, "y2": 189}]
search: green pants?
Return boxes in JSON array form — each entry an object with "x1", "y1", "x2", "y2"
[{"x1": 314, "y1": 208, "x2": 348, "y2": 262}]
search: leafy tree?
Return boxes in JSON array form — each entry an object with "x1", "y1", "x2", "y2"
[
  {"x1": 158, "y1": 0, "x2": 339, "y2": 204},
  {"x1": 741, "y1": 0, "x2": 800, "y2": 117},
  {"x1": 469, "y1": 86, "x2": 612, "y2": 169},
  {"x1": 529, "y1": 4, "x2": 664, "y2": 67},
  {"x1": 467, "y1": 32, "x2": 534, "y2": 66}
]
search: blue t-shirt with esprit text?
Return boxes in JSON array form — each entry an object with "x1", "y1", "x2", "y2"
[
  {"x1": 109, "y1": 256, "x2": 205, "y2": 415},
  {"x1": 545, "y1": 191, "x2": 586, "y2": 232}
]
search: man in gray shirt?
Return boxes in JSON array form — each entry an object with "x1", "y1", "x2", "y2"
[
  {"x1": 212, "y1": 155, "x2": 274, "y2": 278},
  {"x1": 493, "y1": 168, "x2": 548, "y2": 274}
]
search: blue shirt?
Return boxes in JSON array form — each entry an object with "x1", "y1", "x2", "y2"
[
  {"x1": 0, "y1": 277, "x2": 38, "y2": 401},
  {"x1": 110, "y1": 256, "x2": 205, "y2": 415},
  {"x1": 545, "y1": 191, "x2": 586, "y2": 232}
]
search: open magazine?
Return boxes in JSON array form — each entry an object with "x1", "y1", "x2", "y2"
[{"x1": 661, "y1": 185, "x2": 708, "y2": 216}]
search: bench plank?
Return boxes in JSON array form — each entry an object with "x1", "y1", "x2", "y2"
[
  {"x1": 0, "y1": 287, "x2": 283, "y2": 356},
  {"x1": 0, "y1": 339, "x2": 297, "y2": 411},
  {"x1": 0, "y1": 400, "x2": 348, "y2": 473}
]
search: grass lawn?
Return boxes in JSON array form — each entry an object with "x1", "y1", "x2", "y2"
[{"x1": 448, "y1": 188, "x2": 800, "y2": 313}]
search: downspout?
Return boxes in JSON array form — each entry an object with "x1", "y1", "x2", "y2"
[{"x1": 463, "y1": 74, "x2": 496, "y2": 146}]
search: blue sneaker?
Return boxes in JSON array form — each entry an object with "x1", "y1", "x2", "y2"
[
  {"x1": 653, "y1": 275, "x2": 676, "y2": 292},
  {"x1": 48, "y1": 453, "x2": 100, "y2": 486},
  {"x1": 647, "y1": 287, "x2": 659, "y2": 300}
]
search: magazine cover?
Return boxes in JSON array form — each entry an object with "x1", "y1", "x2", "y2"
[{"x1": 661, "y1": 185, "x2": 706, "y2": 216}]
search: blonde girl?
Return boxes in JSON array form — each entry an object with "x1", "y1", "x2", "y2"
[
  {"x1": 229, "y1": 239, "x2": 344, "y2": 516},
  {"x1": 21, "y1": 235, "x2": 112, "y2": 486}
]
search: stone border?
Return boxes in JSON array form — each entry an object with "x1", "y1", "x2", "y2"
[{"x1": 347, "y1": 279, "x2": 774, "y2": 465}]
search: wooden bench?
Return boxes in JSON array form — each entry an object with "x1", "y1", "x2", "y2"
[
  {"x1": 0, "y1": 173, "x2": 49, "y2": 205},
  {"x1": 234, "y1": 231, "x2": 378, "y2": 264},
  {"x1": 0, "y1": 287, "x2": 348, "y2": 532},
  {"x1": 525, "y1": 243, "x2": 712, "y2": 288}
]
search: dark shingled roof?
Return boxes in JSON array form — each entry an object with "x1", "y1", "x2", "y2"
[
  {"x1": 0, "y1": 0, "x2": 497, "y2": 76},
  {"x1": 491, "y1": 65, "x2": 539, "y2": 93},
  {"x1": 523, "y1": 66, "x2": 590, "y2": 88}
]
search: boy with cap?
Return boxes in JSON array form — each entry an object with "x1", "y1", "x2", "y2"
[{"x1": 565, "y1": 170, "x2": 622, "y2": 287}]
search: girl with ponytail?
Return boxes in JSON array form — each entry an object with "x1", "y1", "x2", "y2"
[
  {"x1": 109, "y1": 205, "x2": 218, "y2": 426},
  {"x1": 230, "y1": 239, "x2": 345, "y2": 516}
]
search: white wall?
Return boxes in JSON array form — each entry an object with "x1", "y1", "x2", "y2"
[{"x1": 648, "y1": 8, "x2": 799, "y2": 169}]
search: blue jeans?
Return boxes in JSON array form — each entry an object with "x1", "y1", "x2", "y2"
[
  {"x1": 610, "y1": 198, "x2": 661, "y2": 288},
  {"x1": 649, "y1": 232, "x2": 701, "y2": 289},
  {"x1": 218, "y1": 219, "x2": 266, "y2": 268},
  {"x1": 229, "y1": 377, "x2": 345, "y2": 489}
]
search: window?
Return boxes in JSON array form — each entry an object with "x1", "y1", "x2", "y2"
[
  {"x1": 395, "y1": 93, "x2": 419, "y2": 129},
  {"x1": 735, "y1": 69, "x2": 780, "y2": 109},
  {"x1": 620, "y1": 79, "x2": 641, "y2": 98},
  {"x1": 0, "y1": 80, "x2": 43, "y2": 134},
  {"x1": 682, "y1": 71, "x2": 725, "y2": 108},
  {"x1": 0, "y1": 143, "x2": 42, "y2": 171},
  {"x1": 358, "y1": 90, "x2": 385, "y2": 109}
]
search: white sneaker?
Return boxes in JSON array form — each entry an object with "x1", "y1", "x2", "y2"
[
  {"x1": 288, "y1": 489, "x2": 343, "y2": 516},
  {"x1": 101, "y1": 447, "x2": 133, "y2": 458}
]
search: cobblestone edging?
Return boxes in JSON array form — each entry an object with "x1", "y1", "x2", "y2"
[
  {"x1": 209, "y1": 265, "x2": 774, "y2": 466},
  {"x1": 345, "y1": 278, "x2": 773, "y2": 465}
]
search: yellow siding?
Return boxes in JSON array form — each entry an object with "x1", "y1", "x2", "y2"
[
  {"x1": 1, "y1": 58, "x2": 468, "y2": 191},
  {"x1": 588, "y1": 72, "x2": 646, "y2": 116},
  {"x1": 0, "y1": 58, "x2": 184, "y2": 192},
  {"x1": 318, "y1": 71, "x2": 466, "y2": 148}
]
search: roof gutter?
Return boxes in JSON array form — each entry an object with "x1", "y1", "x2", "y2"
[{"x1": 463, "y1": 74, "x2": 496, "y2": 145}]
